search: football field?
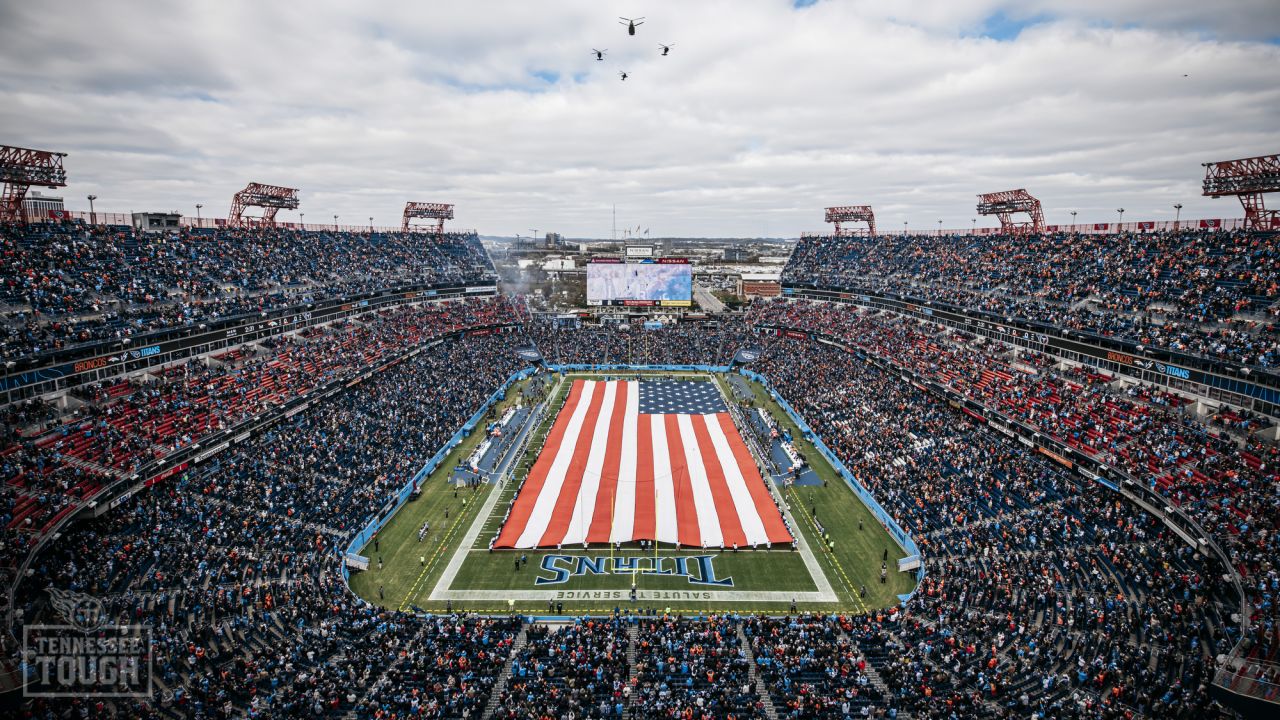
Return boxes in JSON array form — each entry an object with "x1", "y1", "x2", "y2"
[{"x1": 348, "y1": 369, "x2": 917, "y2": 614}]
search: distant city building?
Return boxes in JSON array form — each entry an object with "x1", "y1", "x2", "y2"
[
  {"x1": 132, "y1": 212, "x2": 182, "y2": 232},
  {"x1": 545, "y1": 232, "x2": 563, "y2": 248},
  {"x1": 757, "y1": 255, "x2": 791, "y2": 265},
  {"x1": 22, "y1": 191, "x2": 66, "y2": 221},
  {"x1": 541, "y1": 257, "x2": 576, "y2": 272},
  {"x1": 739, "y1": 272, "x2": 782, "y2": 298},
  {"x1": 723, "y1": 247, "x2": 752, "y2": 262}
]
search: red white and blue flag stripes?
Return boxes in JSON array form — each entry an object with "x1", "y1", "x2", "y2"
[{"x1": 494, "y1": 379, "x2": 793, "y2": 549}]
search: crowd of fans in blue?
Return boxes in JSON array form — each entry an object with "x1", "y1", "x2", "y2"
[
  {"x1": 783, "y1": 230, "x2": 1280, "y2": 369},
  {"x1": 0, "y1": 223, "x2": 496, "y2": 361},
  {"x1": 3, "y1": 223, "x2": 1278, "y2": 719}
]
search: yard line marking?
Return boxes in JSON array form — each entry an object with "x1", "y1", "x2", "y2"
[{"x1": 787, "y1": 485, "x2": 869, "y2": 615}]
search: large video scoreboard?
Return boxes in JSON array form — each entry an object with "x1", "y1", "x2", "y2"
[{"x1": 586, "y1": 258, "x2": 692, "y2": 307}]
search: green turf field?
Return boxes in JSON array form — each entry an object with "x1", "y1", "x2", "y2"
[
  {"x1": 348, "y1": 370, "x2": 918, "y2": 615},
  {"x1": 453, "y1": 547, "x2": 817, "y2": 591}
]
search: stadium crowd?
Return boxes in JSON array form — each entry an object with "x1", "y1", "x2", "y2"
[
  {"x1": 12, "y1": 298, "x2": 1274, "y2": 716},
  {"x1": 0, "y1": 297, "x2": 519, "y2": 539},
  {"x1": 743, "y1": 615, "x2": 888, "y2": 718},
  {"x1": 751, "y1": 332, "x2": 1235, "y2": 717},
  {"x1": 4, "y1": 220, "x2": 1278, "y2": 718},
  {"x1": 781, "y1": 229, "x2": 1280, "y2": 369},
  {"x1": 525, "y1": 321, "x2": 751, "y2": 367},
  {"x1": 0, "y1": 297, "x2": 520, "y2": 651},
  {"x1": 491, "y1": 616, "x2": 632, "y2": 719},
  {"x1": 6, "y1": 307, "x2": 1266, "y2": 718},
  {"x1": 15, "y1": 327, "x2": 527, "y2": 719},
  {"x1": 632, "y1": 615, "x2": 766, "y2": 719},
  {"x1": 749, "y1": 297, "x2": 1278, "y2": 684},
  {"x1": 0, "y1": 223, "x2": 496, "y2": 361}
]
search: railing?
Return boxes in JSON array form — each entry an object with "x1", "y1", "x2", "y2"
[
  {"x1": 17, "y1": 208, "x2": 475, "y2": 235},
  {"x1": 800, "y1": 217, "x2": 1251, "y2": 237},
  {"x1": 777, "y1": 285, "x2": 1280, "y2": 417},
  {"x1": 340, "y1": 365, "x2": 539, "y2": 582},
  {"x1": 737, "y1": 366, "x2": 923, "y2": 603},
  {"x1": 1213, "y1": 647, "x2": 1280, "y2": 708},
  {"x1": 4, "y1": 322, "x2": 521, "y2": 636},
  {"x1": 28, "y1": 209, "x2": 1257, "y2": 238},
  {"x1": 757, "y1": 318, "x2": 1260, "y2": 707}
]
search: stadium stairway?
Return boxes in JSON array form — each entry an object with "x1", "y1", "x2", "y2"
[
  {"x1": 881, "y1": 622, "x2": 1005, "y2": 717},
  {"x1": 624, "y1": 624, "x2": 639, "y2": 719},
  {"x1": 344, "y1": 623, "x2": 432, "y2": 720},
  {"x1": 1070, "y1": 295, "x2": 1098, "y2": 312},
  {"x1": 480, "y1": 622, "x2": 529, "y2": 720},
  {"x1": 839, "y1": 628, "x2": 912, "y2": 720},
  {"x1": 735, "y1": 625, "x2": 780, "y2": 720}
]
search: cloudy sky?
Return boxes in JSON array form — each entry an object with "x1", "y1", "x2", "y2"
[{"x1": 2, "y1": 0, "x2": 1277, "y2": 237}]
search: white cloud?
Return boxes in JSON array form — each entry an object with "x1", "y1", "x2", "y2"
[{"x1": 1, "y1": 0, "x2": 1277, "y2": 236}]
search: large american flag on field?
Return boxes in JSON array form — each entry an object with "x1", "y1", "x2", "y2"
[{"x1": 494, "y1": 379, "x2": 793, "y2": 549}]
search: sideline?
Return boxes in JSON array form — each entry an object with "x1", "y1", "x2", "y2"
[
  {"x1": 709, "y1": 373, "x2": 837, "y2": 602},
  {"x1": 787, "y1": 486, "x2": 868, "y2": 614},
  {"x1": 427, "y1": 376, "x2": 562, "y2": 603}
]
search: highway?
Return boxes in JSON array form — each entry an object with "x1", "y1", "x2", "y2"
[{"x1": 692, "y1": 282, "x2": 727, "y2": 313}]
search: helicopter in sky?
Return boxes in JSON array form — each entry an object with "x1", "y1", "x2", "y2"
[
  {"x1": 619, "y1": 71, "x2": 629, "y2": 81},
  {"x1": 659, "y1": 43, "x2": 674, "y2": 56},
  {"x1": 592, "y1": 48, "x2": 607, "y2": 61},
  {"x1": 619, "y1": 17, "x2": 644, "y2": 35}
]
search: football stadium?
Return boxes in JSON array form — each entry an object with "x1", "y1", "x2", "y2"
[{"x1": 3, "y1": 2, "x2": 1279, "y2": 719}]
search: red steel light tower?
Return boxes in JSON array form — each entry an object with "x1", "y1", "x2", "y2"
[
  {"x1": 824, "y1": 205, "x2": 876, "y2": 237},
  {"x1": 1202, "y1": 153, "x2": 1280, "y2": 230},
  {"x1": 976, "y1": 189, "x2": 1045, "y2": 235},
  {"x1": 227, "y1": 182, "x2": 300, "y2": 228},
  {"x1": 1, "y1": 144, "x2": 68, "y2": 223},
  {"x1": 402, "y1": 201, "x2": 454, "y2": 234}
]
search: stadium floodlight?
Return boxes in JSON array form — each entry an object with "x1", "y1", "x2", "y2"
[
  {"x1": 1202, "y1": 153, "x2": 1280, "y2": 230},
  {"x1": 0, "y1": 144, "x2": 68, "y2": 223},
  {"x1": 823, "y1": 205, "x2": 876, "y2": 237},
  {"x1": 227, "y1": 182, "x2": 300, "y2": 228},
  {"x1": 977, "y1": 189, "x2": 1045, "y2": 235},
  {"x1": 402, "y1": 201, "x2": 454, "y2": 234}
]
